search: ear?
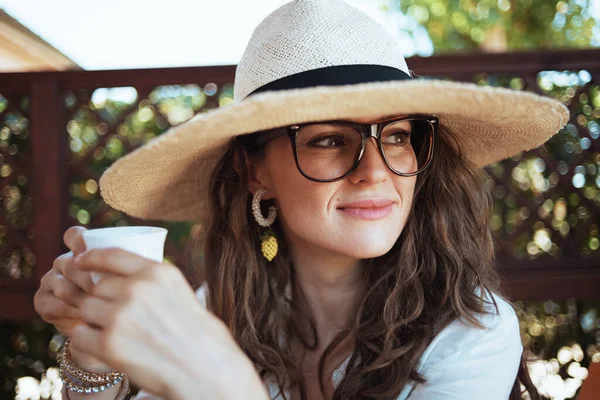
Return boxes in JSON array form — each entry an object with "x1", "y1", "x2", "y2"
[{"x1": 242, "y1": 148, "x2": 274, "y2": 199}]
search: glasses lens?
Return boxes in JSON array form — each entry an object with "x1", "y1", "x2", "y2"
[
  {"x1": 380, "y1": 118, "x2": 433, "y2": 175},
  {"x1": 295, "y1": 123, "x2": 362, "y2": 181}
]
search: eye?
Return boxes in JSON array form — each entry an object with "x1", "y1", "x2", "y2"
[
  {"x1": 308, "y1": 134, "x2": 346, "y2": 148},
  {"x1": 383, "y1": 131, "x2": 411, "y2": 146}
]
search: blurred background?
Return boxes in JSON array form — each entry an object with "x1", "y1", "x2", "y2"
[{"x1": 0, "y1": 0, "x2": 599, "y2": 399}]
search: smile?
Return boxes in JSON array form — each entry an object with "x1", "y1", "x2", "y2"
[{"x1": 337, "y1": 199, "x2": 395, "y2": 220}]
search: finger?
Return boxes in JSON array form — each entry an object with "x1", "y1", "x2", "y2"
[
  {"x1": 54, "y1": 318, "x2": 83, "y2": 337},
  {"x1": 34, "y1": 290, "x2": 80, "y2": 321},
  {"x1": 64, "y1": 226, "x2": 87, "y2": 255},
  {"x1": 61, "y1": 253, "x2": 95, "y2": 293},
  {"x1": 79, "y1": 296, "x2": 115, "y2": 329},
  {"x1": 74, "y1": 247, "x2": 156, "y2": 277},
  {"x1": 91, "y1": 274, "x2": 129, "y2": 302},
  {"x1": 54, "y1": 252, "x2": 94, "y2": 293},
  {"x1": 51, "y1": 273, "x2": 87, "y2": 308}
]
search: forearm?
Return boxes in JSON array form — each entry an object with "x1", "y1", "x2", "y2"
[{"x1": 168, "y1": 358, "x2": 269, "y2": 400}]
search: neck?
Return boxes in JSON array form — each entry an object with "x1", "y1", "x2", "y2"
[{"x1": 287, "y1": 241, "x2": 366, "y2": 348}]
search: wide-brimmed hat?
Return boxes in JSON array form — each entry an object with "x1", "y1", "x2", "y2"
[{"x1": 99, "y1": 0, "x2": 569, "y2": 223}]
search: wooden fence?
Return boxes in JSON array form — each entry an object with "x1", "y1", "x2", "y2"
[{"x1": 1, "y1": 48, "x2": 599, "y2": 320}]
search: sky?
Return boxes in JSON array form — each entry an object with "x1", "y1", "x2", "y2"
[
  {"x1": 2, "y1": 0, "x2": 599, "y2": 71},
  {"x1": 0, "y1": 0, "x2": 431, "y2": 70}
]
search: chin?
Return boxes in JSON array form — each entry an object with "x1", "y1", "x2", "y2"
[{"x1": 340, "y1": 239, "x2": 398, "y2": 260}]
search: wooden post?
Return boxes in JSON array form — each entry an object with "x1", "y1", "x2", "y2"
[
  {"x1": 12, "y1": 77, "x2": 68, "y2": 320},
  {"x1": 579, "y1": 361, "x2": 600, "y2": 400}
]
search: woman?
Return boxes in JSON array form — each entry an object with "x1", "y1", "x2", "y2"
[{"x1": 34, "y1": 0, "x2": 569, "y2": 399}]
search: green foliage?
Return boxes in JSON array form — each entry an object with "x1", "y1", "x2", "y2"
[{"x1": 399, "y1": 0, "x2": 597, "y2": 52}]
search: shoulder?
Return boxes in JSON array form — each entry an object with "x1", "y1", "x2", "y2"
[
  {"x1": 417, "y1": 288, "x2": 522, "y2": 371},
  {"x1": 400, "y1": 289, "x2": 523, "y2": 399}
]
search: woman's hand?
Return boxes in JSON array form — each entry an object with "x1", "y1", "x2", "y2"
[
  {"x1": 70, "y1": 247, "x2": 268, "y2": 400},
  {"x1": 34, "y1": 226, "x2": 110, "y2": 371}
]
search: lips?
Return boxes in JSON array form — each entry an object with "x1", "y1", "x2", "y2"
[{"x1": 337, "y1": 199, "x2": 395, "y2": 220}]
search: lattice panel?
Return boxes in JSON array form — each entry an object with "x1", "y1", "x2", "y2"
[
  {"x1": 0, "y1": 93, "x2": 35, "y2": 280},
  {"x1": 468, "y1": 70, "x2": 600, "y2": 261},
  {"x1": 64, "y1": 82, "x2": 234, "y2": 268}
]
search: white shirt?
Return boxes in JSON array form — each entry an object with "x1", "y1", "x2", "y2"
[{"x1": 133, "y1": 285, "x2": 522, "y2": 399}]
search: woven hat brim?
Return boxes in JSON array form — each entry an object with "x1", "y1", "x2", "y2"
[{"x1": 99, "y1": 79, "x2": 569, "y2": 223}]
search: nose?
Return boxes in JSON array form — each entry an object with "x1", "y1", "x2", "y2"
[{"x1": 348, "y1": 137, "x2": 388, "y2": 185}]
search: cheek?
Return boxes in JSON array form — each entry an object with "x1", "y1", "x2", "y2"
[
  {"x1": 268, "y1": 158, "x2": 332, "y2": 223},
  {"x1": 391, "y1": 175, "x2": 416, "y2": 231},
  {"x1": 394, "y1": 175, "x2": 416, "y2": 212},
  {"x1": 264, "y1": 143, "x2": 336, "y2": 231}
]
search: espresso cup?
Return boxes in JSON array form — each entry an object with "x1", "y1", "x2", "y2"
[{"x1": 81, "y1": 226, "x2": 168, "y2": 284}]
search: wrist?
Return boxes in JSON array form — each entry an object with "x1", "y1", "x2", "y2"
[{"x1": 69, "y1": 346, "x2": 113, "y2": 373}]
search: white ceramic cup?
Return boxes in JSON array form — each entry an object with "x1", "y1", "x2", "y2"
[{"x1": 81, "y1": 226, "x2": 168, "y2": 285}]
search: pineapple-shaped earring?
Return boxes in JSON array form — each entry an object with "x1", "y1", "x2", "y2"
[{"x1": 251, "y1": 188, "x2": 278, "y2": 261}]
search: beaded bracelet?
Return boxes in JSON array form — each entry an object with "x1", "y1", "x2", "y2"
[
  {"x1": 61, "y1": 338, "x2": 123, "y2": 384},
  {"x1": 60, "y1": 338, "x2": 130, "y2": 398},
  {"x1": 61, "y1": 374, "x2": 130, "y2": 400},
  {"x1": 59, "y1": 365, "x2": 123, "y2": 393}
]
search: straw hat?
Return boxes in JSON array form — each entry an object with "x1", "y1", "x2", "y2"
[{"x1": 99, "y1": 0, "x2": 569, "y2": 223}]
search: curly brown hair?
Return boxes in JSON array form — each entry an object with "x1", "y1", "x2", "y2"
[{"x1": 188, "y1": 123, "x2": 545, "y2": 400}]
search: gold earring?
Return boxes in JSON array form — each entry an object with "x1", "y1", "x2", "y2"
[
  {"x1": 252, "y1": 188, "x2": 278, "y2": 261},
  {"x1": 259, "y1": 230, "x2": 278, "y2": 262}
]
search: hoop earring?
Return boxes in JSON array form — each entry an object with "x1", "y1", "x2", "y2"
[
  {"x1": 252, "y1": 188, "x2": 278, "y2": 261},
  {"x1": 252, "y1": 188, "x2": 277, "y2": 227}
]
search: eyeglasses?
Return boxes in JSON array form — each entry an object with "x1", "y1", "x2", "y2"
[{"x1": 250, "y1": 115, "x2": 437, "y2": 182}]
